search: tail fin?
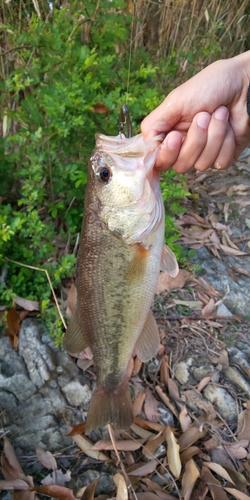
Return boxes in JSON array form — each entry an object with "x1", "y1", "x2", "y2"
[{"x1": 85, "y1": 379, "x2": 133, "y2": 434}]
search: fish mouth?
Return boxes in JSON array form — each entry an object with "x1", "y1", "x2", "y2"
[{"x1": 95, "y1": 132, "x2": 163, "y2": 160}]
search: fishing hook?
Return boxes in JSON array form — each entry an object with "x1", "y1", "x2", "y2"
[{"x1": 119, "y1": 103, "x2": 132, "y2": 138}]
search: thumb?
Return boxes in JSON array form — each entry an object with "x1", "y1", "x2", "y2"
[{"x1": 141, "y1": 95, "x2": 182, "y2": 139}]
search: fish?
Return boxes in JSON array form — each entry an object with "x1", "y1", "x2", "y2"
[{"x1": 63, "y1": 132, "x2": 179, "y2": 434}]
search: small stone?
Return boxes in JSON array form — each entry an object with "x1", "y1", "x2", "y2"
[
  {"x1": 175, "y1": 361, "x2": 191, "y2": 385},
  {"x1": 62, "y1": 381, "x2": 92, "y2": 406},
  {"x1": 217, "y1": 303, "x2": 233, "y2": 317},
  {"x1": 203, "y1": 384, "x2": 237, "y2": 422},
  {"x1": 158, "y1": 404, "x2": 175, "y2": 426},
  {"x1": 223, "y1": 366, "x2": 250, "y2": 398}
]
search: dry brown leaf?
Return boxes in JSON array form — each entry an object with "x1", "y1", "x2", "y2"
[
  {"x1": 70, "y1": 432, "x2": 109, "y2": 461},
  {"x1": 126, "y1": 356, "x2": 134, "y2": 378},
  {"x1": 142, "y1": 432, "x2": 165, "y2": 458},
  {"x1": 160, "y1": 355, "x2": 169, "y2": 387},
  {"x1": 179, "y1": 406, "x2": 192, "y2": 432},
  {"x1": 66, "y1": 284, "x2": 77, "y2": 316},
  {"x1": 6, "y1": 308, "x2": 20, "y2": 349},
  {"x1": 165, "y1": 426, "x2": 181, "y2": 479},
  {"x1": 223, "y1": 467, "x2": 248, "y2": 491},
  {"x1": 197, "y1": 377, "x2": 211, "y2": 392},
  {"x1": 127, "y1": 460, "x2": 158, "y2": 476},
  {"x1": 144, "y1": 387, "x2": 160, "y2": 422},
  {"x1": 238, "y1": 401, "x2": 250, "y2": 440},
  {"x1": 184, "y1": 389, "x2": 216, "y2": 421},
  {"x1": 180, "y1": 446, "x2": 200, "y2": 465},
  {"x1": 13, "y1": 296, "x2": 39, "y2": 311},
  {"x1": 133, "y1": 356, "x2": 143, "y2": 374},
  {"x1": 132, "y1": 418, "x2": 164, "y2": 433},
  {"x1": 202, "y1": 298, "x2": 216, "y2": 316},
  {"x1": 1, "y1": 436, "x2": 25, "y2": 480},
  {"x1": 133, "y1": 392, "x2": 146, "y2": 417},
  {"x1": 0, "y1": 480, "x2": 29, "y2": 490},
  {"x1": 91, "y1": 439, "x2": 145, "y2": 452},
  {"x1": 197, "y1": 277, "x2": 220, "y2": 296},
  {"x1": 181, "y1": 458, "x2": 200, "y2": 500},
  {"x1": 82, "y1": 479, "x2": 98, "y2": 500},
  {"x1": 31, "y1": 485, "x2": 77, "y2": 500},
  {"x1": 178, "y1": 425, "x2": 207, "y2": 452},
  {"x1": 167, "y1": 378, "x2": 180, "y2": 402},
  {"x1": 220, "y1": 244, "x2": 247, "y2": 256},
  {"x1": 156, "y1": 270, "x2": 191, "y2": 293},
  {"x1": 66, "y1": 423, "x2": 85, "y2": 436},
  {"x1": 203, "y1": 462, "x2": 234, "y2": 485},
  {"x1": 130, "y1": 423, "x2": 154, "y2": 440},
  {"x1": 224, "y1": 440, "x2": 249, "y2": 460},
  {"x1": 92, "y1": 102, "x2": 109, "y2": 114},
  {"x1": 223, "y1": 488, "x2": 250, "y2": 500},
  {"x1": 202, "y1": 466, "x2": 229, "y2": 500},
  {"x1": 36, "y1": 446, "x2": 57, "y2": 471},
  {"x1": 113, "y1": 473, "x2": 128, "y2": 500},
  {"x1": 172, "y1": 299, "x2": 203, "y2": 309},
  {"x1": 155, "y1": 386, "x2": 179, "y2": 419}
]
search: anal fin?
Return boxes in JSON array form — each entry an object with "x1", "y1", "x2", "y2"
[
  {"x1": 134, "y1": 310, "x2": 160, "y2": 363},
  {"x1": 161, "y1": 244, "x2": 179, "y2": 277},
  {"x1": 63, "y1": 305, "x2": 89, "y2": 354}
]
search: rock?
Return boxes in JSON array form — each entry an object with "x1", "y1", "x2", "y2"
[
  {"x1": 203, "y1": 384, "x2": 238, "y2": 422},
  {"x1": 223, "y1": 366, "x2": 250, "y2": 398},
  {"x1": 217, "y1": 303, "x2": 233, "y2": 317},
  {"x1": 0, "y1": 318, "x2": 92, "y2": 452},
  {"x1": 175, "y1": 361, "x2": 192, "y2": 385}
]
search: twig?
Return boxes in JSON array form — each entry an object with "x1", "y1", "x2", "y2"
[{"x1": 5, "y1": 257, "x2": 67, "y2": 329}]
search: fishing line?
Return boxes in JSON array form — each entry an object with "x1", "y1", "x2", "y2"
[{"x1": 125, "y1": 0, "x2": 134, "y2": 105}]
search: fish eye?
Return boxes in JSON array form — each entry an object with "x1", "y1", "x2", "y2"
[{"x1": 97, "y1": 167, "x2": 112, "y2": 183}]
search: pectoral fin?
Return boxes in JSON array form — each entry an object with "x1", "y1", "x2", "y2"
[
  {"x1": 127, "y1": 244, "x2": 150, "y2": 282},
  {"x1": 161, "y1": 244, "x2": 179, "y2": 277},
  {"x1": 63, "y1": 306, "x2": 89, "y2": 354},
  {"x1": 134, "y1": 310, "x2": 160, "y2": 362}
]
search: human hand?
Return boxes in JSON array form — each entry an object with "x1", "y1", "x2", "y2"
[{"x1": 141, "y1": 52, "x2": 250, "y2": 172}]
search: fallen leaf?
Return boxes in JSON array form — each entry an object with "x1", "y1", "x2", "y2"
[
  {"x1": 220, "y1": 244, "x2": 247, "y2": 256},
  {"x1": 144, "y1": 387, "x2": 160, "y2": 422},
  {"x1": 165, "y1": 426, "x2": 181, "y2": 479},
  {"x1": 178, "y1": 425, "x2": 207, "y2": 452},
  {"x1": 179, "y1": 405, "x2": 192, "y2": 432},
  {"x1": 203, "y1": 462, "x2": 234, "y2": 485},
  {"x1": 202, "y1": 298, "x2": 216, "y2": 316},
  {"x1": 36, "y1": 446, "x2": 57, "y2": 471},
  {"x1": 184, "y1": 389, "x2": 216, "y2": 420},
  {"x1": 6, "y1": 308, "x2": 20, "y2": 349},
  {"x1": 133, "y1": 392, "x2": 146, "y2": 417},
  {"x1": 223, "y1": 467, "x2": 248, "y2": 491},
  {"x1": 67, "y1": 423, "x2": 85, "y2": 436},
  {"x1": 70, "y1": 432, "x2": 109, "y2": 461},
  {"x1": 133, "y1": 356, "x2": 143, "y2": 374},
  {"x1": 180, "y1": 446, "x2": 200, "y2": 465},
  {"x1": 113, "y1": 473, "x2": 128, "y2": 500},
  {"x1": 91, "y1": 439, "x2": 144, "y2": 452},
  {"x1": 31, "y1": 485, "x2": 77, "y2": 500},
  {"x1": 156, "y1": 270, "x2": 191, "y2": 293},
  {"x1": 181, "y1": 458, "x2": 200, "y2": 500},
  {"x1": 82, "y1": 479, "x2": 98, "y2": 500},
  {"x1": 142, "y1": 432, "x2": 165, "y2": 458},
  {"x1": 172, "y1": 299, "x2": 203, "y2": 309},
  {"x1": 1, "y1": 436, "x2": 25, "y2": 480},
  {"x1": 130, "y1": 423, "x2": 154, "y2": 440},
  {"x1": 13, "y1": 296, "x2": 39, "y2": 311},
  {"x1": 155, "y1": 386, "x2": 179, "y2": 419},
  {"x1": 127, "y1": 460, "x2": 158, "y2": 477},
  {"x1": 168, "y1": 378, "x2": 180, "y2": 402},
  {"x1": 223, "y1": 488, "x2": 250, "y2": 500},
  {"x1": 197, "y1": 377, "x2": 211, "y2": 392},
  {"x1": 238, "y1": 401, "x2": 250, "y2": 440},
  {"x1": 202, "y1": 466, "x2": 229, "y2": 500},
  {"x1": 160, "y1": 355, "x2": 170, "y2": 387},
  {"x1": 0, "y1": 480, "x2": 29, "y2": 490},
  {"x1": 132, "y1": 418, "x2": 164, "y2": 433},
  {"x1": 224, "y1": 440, "x2": 249, "y2": 460}
]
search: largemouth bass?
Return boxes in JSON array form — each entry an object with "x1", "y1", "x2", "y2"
[{"x1": 63, "y1": 133, "x2": 179, "y2": 434}]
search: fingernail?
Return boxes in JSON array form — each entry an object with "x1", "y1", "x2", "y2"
[
  {"x1": 214, "y1": 106, "x2": 229, "y2": 121},
  {"x1": 196, "y1": 112, "x2": 210, "y2": 129},
  {"x1": 214, "y1": 162, "x2": 222, "y2": 170},
  {"x1": 166, "y1": 133, "x2": 181, "y2": 151}
]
